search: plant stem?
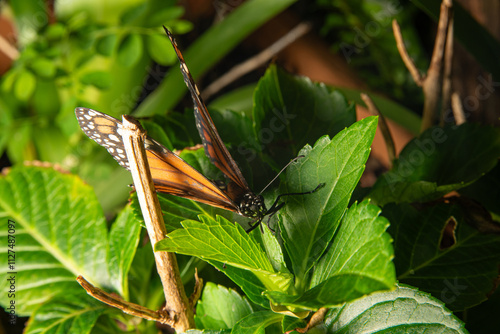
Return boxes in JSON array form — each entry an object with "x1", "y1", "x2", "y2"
[{"x1": 120, "y1": 116, "x2": 195, "y2": 331}]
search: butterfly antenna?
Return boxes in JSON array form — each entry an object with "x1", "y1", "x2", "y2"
[{"x1": 258, "y1": 155, "x2": 305, "y2": 195}]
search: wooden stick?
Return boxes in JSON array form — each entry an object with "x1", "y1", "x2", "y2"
[
  {"x1": 285, "y1": 308, "x2": 328, "y2": 334},
  {"x1": 421, "y1": 0, "x2": 453, "y2": 132},
  {"x1": 361, "y1": 93, "x2": 396, "y2": 165},
  {"x1": 451, "y1": 92, "x2": 466, "y2": 125},
  {"x1": 440, "y1": 5, "x2": 455, "y2": 126},
  {"x1": 392, "y1": 20, "x2": 423, "y2": 86},
  {"x1": 0, "y1": 35, "x2": 19, "y2": 60},
  {"x1": 120, "y1": 115, "x2": 195, "y2": 331},
  {"x1": 77, "y1": 276, "x2": 173, "y2": 325},
  {"x1": 202, "y1": 22, "x2": 311, "y2": 100},
  {"x1": 392, "y1": 0, "x2": 454, "y2": 132}
]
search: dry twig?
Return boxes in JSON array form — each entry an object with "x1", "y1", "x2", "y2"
[
  {"x1": 77, "y1": 276, "x2": 173, "y2": 325},
  {"x1": 361, "y1": 93, "x2": 396, "y2": 165},
  {"x1": 440, "y1": 5, "x2": 455, "y2": 126},
  {"x1": 392, "y1": 0, "x2": 454, "y2": 132},
  {"x1": 119, "y1": 115, "x2": 195, "y2": 331},
  {"x1": 202, "y1": 22, "x2": 311, "y2": 100},
  {"x1": 451, "y1": 92, "x2": 466, "y2": 125},
  {"x1": 0, "y1": 35, "x2": 19, "y2": 60},
  {"x1": 285, "y1": 308, "x2": 328, "y2": 334}
]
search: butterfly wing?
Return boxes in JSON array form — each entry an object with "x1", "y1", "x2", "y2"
[
  {"x1": 75, "y1": 107, "x2": 238, "y2": 212},
  {"x1": 165, "y1": 28, "x2": 250, "y2": 193}
]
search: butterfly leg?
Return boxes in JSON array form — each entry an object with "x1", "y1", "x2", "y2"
[
  {"x1": 266, "y1": 182, "x2": 326, "y2": 216},
  {"x1": 245, "y1": 218, "x2": 263, "y2": 233},
  {"x1": 264, "y1": 203, "x2": 285, "y2": 233}
]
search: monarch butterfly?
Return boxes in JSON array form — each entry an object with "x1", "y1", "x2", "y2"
[{"x1": 76, "y1": 28, "x2": 323, "y2": 232}]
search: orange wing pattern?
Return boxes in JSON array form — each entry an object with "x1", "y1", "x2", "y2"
[
  {"x1": 75, "y1": 107, "x2": 238, "y2": 212},
  {"x1": 164, "y1": 27, "x2": 249, "y2": 192}
]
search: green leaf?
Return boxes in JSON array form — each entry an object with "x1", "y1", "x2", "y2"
[
  {"x1": 146, "y1": 7, "x2": 185, "y2": 27},
  {"x1": 280, "y1": 117, "x2": 378, "y2": 282},
  {"x1": 117, "y1": 33, "x2": 144, "y2": 67},
  {"x1": 23, "y1": 290, "x2": 107, "y2": 334},
  {"x1": 0, "y1": 166, "x2": 110, "y2": 315},
  {"x1": 33, "y1": 125, "x2": 70, "y2": 163},
  {"x1": 265, "y1": 272, "x2": 394, "y2": 310},
  {"x1": 257, "y1": 225, "x2": 290, "y2": 273},
  {"x1": 31, "y1": 79, "x2": 61, "y2": 117},
  {"x1": 119, "y1": 3, "x2": 147, "y2": 25},
  {"x1": 266, "y1": 202, "x2": 395, "y2": 311},
  {"x1": 232, "y1": 311, "x2": 284, "y2": 334},
  {"x1": 30, "y1": 58, "x2": 57, "y2": 78},
  {"x1": 209, "y1": 84, "x2": 256, "y2": 115},
  {"x1": 108, "y1": 204, "x2": 141, "y2": 300},
  {"x1": 309, "y1": 201, "x2": 395, "y2": 295},
  {"x1": 324, "y1": 284, "x2": 468, "y2": 333},
  {"x1": 209, "y1": 262, "x2": 269, "y2": 309},
  {"x1": 459, "y1": 162, "x2": 500, "y2": 218},
  {"x1": 382, "y1": 202, "x2": 500, "y2": 311},
  {"x1": 369, "y1": 123, "x2": 500, "y2": 206},
  {"x1": 464, "y1": 288, "x2": 500, "y2": 333},
  {"x1": 14, "y1": 70, "x2": 36, "y2": 101},
  {"x1": 95, "y1": 34, "x2": 118, "y2": 56},
  {"x1": 155, "y1": 215, "x2": 293, "y2": 293},
  {"x1": 6, "y1": 120, "x2": 33, "y2": 164},
  {"x1": 135, "y1": 0, "x2": 299, "y2": 116},
  {"x1": 1, "y1": 69, "x2": 19, "y2": 92},
  {"x1": 253, "y1": 65, "x2": 356, "y2": 165},
  {"x1": 45, "y1": 22, "x2": 67, "y2": 41},
  {"x1": 146, "y1": 33, "x2": 177, "y2": 66},
  {"x1": 196, "y1": 282, "x2": 253, "y2": 330},
  {"x1": 79, "y1": 71, "x2": 112, "y2": 89}
]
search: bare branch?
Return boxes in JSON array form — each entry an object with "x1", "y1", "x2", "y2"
[
  {"x1": 451, "y1": 92, "x2": 466, "y2": 125},
  {"x1": 392, "y1": 19, "x2": 423, "y2": 85},
  {"x1": 421, "y1": 0, "x2": 453, "y2": 132},
  {"x1": 189, "y1": 269, "x2": 204, "y2": 308},
  {"x1": 285, "y1": 308, "x2": 328, "y2": 334},
  {"x1": 393, "y1": 0, "x2": 454, "y2": 132},
  {"x1": 0, "y1": 35, "x2": 19, "y2": 61},
  {"x1": 120, "y1": 116, "x2": 195, "y2": 331},
  {"x1": 440, "y1": 5, "x2": 455, "y2": 126},
  {"x1": 361, "y1": 93, "x2": 396, "y2": 165},
  {"x1": 202, "y1": 22, "x2": 312, "y2": 100},
  {"x1": 77, "y1": 276, "x2": 173, "y2": 325}
]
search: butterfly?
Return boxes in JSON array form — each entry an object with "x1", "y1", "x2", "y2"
[{"x1": 76, "y1": 28, "x2": 323, "y2": 232}]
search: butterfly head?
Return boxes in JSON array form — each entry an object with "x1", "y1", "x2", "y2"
[{"x1": 239, "y1": 193, "x2": 267, "y2": 218}]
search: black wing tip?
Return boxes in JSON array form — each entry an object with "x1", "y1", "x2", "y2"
[{"x1": 163, "y1": 25, "x2": 174, "y2": 39}]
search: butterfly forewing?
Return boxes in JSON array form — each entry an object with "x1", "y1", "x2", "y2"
[
  {"x1": 165, "y1": 28, "x2": 249, "y2": 192},
  {"x1": 75, "y1": 107, "x2": 238, "y2": 212}
]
